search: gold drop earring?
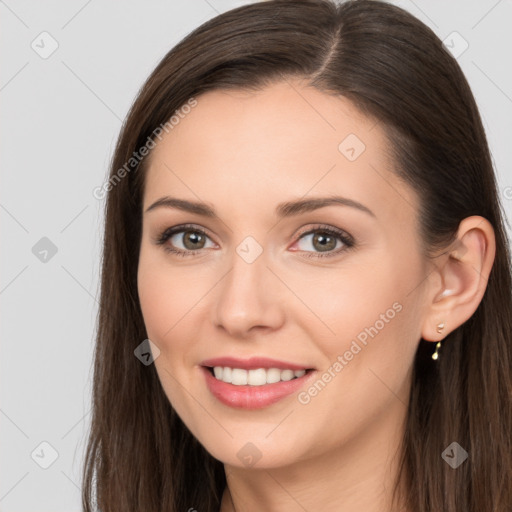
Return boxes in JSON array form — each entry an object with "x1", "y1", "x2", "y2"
[{"x1": 432, "y1": 322, "x2": 445, "y2": 361}]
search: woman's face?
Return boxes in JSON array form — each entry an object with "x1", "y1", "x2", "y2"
[{"x1": 137, "y1": 80, "x2": 430, "y2": 468}]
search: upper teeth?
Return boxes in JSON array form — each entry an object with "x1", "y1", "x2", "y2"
[{"x1": 213, "y1": 367, "x2": 306, "y2": 386}]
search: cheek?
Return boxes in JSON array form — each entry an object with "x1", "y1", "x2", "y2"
[
  {"x1": 137, "y1": 248, "x2": 207, "y2": 342},
  {"x1": 283, "y1": 251, "x2": 424, "y2": 368},
  {"x1": 137, "y1": 253, "x2": 201, "y2": 411},
  {"x1": 281, "y1": 260, "x2": 397, "y2": 331},
  {"x1": 136, "y1": 247, "x2": 224, "y2": 397},
  {"x1": 137, "y1": 262, "x2": 172, "y2": 341},
  {"x1": 137, "y1": 260, "x2": 185, "y2": 381},
  {"x1": 288, "y1": 272, "x2": 421, "y2": 443}
]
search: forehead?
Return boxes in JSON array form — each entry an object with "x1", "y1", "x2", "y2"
[
  {"x1": 142, "y1": 80, "x2": 416, "y2": 225},
  {"x1": 149, "y1": 80, "x2": 380, "y2": 165}
]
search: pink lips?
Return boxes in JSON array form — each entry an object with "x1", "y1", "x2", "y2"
[{"x1": 200, "y1": 356, "x2": 315, "y2": 410}]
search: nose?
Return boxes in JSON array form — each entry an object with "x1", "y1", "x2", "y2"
[{"x1": 212, "y1": 247, "x2": 286, "y2": 339}]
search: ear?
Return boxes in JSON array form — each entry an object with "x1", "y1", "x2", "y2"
[{"x1": 421, "y1": 216, "x2": 496, "y2": 342}]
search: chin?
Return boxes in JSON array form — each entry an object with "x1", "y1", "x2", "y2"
[{"x1": 195, "y1": 430, "x2": 308, "y2": 470}]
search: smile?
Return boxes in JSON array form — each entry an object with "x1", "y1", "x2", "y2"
[
  {"x1": 210, "y1": 366, "x2": 307, "y2": 386},
  {"x1": 200, "y1": 364, "x2": 316, "y2": 410}
]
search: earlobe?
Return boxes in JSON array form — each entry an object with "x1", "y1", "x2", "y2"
[
  {"x1": 431, "y1": 321, "x2": 446, "y2": 360},
  {"x1": 421, "y1": 216, "x2": 496, "y2": 343}
]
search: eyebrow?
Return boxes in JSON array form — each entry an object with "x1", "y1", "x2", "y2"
[{"x1": 145, "y1": 195, "x2": 375, "y2": 218}]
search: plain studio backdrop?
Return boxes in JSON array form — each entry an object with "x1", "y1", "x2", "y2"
[{"x1": 1, "y1": 0, "x2": 511, "y2": 510}]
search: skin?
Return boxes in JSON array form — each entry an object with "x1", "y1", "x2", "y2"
[{"x1": 137, "y1": 79, "x2": 495, "y2": 512}]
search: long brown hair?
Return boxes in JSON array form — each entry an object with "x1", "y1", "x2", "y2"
[{"x1": 82, "y1": 1, "x2": 512, "y2": 510}]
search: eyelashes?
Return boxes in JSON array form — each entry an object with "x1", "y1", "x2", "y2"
[{"x1": 154, "y1": 223, "x2": 355, "y2": 259}]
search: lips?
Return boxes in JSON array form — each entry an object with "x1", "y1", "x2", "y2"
[{"x1": 199, "y1": 356, "x2": 316, "y2": 409}]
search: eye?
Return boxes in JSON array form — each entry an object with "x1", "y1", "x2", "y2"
[
  {"x1": 155, "y1": 224, "x2": 216, "y2": 256},
  {"x1": 290, "y1": 225, "x2": 355, "y2": 258}
]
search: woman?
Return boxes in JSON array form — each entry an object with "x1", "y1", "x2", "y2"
[{"x1": 82, "y1": 1, "x2": 512, "y2": 511}]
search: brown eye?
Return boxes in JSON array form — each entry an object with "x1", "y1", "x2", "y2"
[
  {"x1": 177, "y1": 230, "x2": 207, "y2": 250},
  {"x1": 296, "y1": 230, "x2": 344, "y2": 253},
  {"x1": 156, "y1": 225, "x2": 216, "y2": 256},
  {"x1": 311, "y1": 232, "x2": 338, "y2": 252},
  {"x1": 291, "y1": 225, "x2": 355, "y2": 259}
]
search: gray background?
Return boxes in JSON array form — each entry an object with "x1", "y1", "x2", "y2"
[{"x1": 1, "y1": 0, "x2": 511, "y2": 510}]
